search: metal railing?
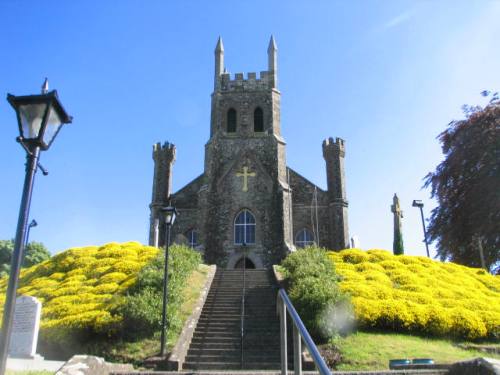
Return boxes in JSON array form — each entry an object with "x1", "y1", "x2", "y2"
[
  {"x1": 240, "y1": 245, "x2": 247, "y2": 368},
  {"x1": 277, "y1": 288, "x2": 331, "y2": 375}
]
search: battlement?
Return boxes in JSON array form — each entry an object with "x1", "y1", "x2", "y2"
[
  {"x1": 322, "y1": 137, "x2": 346, "y2": 155},
  {"x1": 217, "y1": 71, "x2": 273, "y2": 91},
  {"x1": 153, "y1": 141, "x2": 176, "y2": 162}
]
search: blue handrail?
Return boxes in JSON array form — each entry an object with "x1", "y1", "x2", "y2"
[{"x1": 277, "y1": 288, "x2": 331, "y2": 375}]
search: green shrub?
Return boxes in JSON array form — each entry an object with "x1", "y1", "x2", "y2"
[
  {"x1": 281, "y1": 247, "x2": 352, "y2": 340},
  {"x1": 118, "y1": 244, "x2": 201, "y2": 340}
]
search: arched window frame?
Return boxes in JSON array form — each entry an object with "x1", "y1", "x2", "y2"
[
  {"x1": 227, "y1": 108, "x2": 237, "y2": 133},
  {"x1": 186, "y1": 229, "x2": 198, "y2": 248},
  {"x1": 234, "y1": 209, "x2": 256, "y2": 245},
  {"x1": 295, "y1": 228, "x2": 315, "y2": 248},
  {"x1": 253, "y1": 107, "x2": 264, "y2": 132}
]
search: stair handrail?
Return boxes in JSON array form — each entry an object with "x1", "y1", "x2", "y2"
[
  {"x1": 240, "y1": 244, "x2": 247, "y2": 368},
  {"x1": 277, "y1": 288, "x2": 331, "y2": 375}
]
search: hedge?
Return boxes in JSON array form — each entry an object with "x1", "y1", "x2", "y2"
[
  {"x1": 0, "y1": 242, "x2": 201, "y2": 356},
  {"x1": 329, "y1": 249, "x2": 500, "y2": 340}
]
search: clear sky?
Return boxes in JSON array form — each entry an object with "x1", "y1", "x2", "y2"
[{"x1": 0, "y1": 1, "x2": 499, "y2": 258}]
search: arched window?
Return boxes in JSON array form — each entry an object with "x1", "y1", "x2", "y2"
[
  {"x1": 295, "y1": 228, "x2": 315, "y2": 248},
  {"x1": 253, "y1": 107, "x2": 264, "y2": 132},
  {"x1": 186, "y1": 229, "x2": 198, "y2": 248},
  {"x1": 227, "y1": 108, "x2": 237, "y2": 133},
  {"x1": 234, "y1": 209, "x2": 256, "y2": 244}
]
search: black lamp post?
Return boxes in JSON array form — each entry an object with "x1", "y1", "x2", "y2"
[
  {"x1": 160, "y1": 205, "x2": 177, "y2": 357},
  {"x1": 0, "y1": 80, "x2": 72, "y2": 374},
  {"x1": 412, "y1": 200, "x2": 430, "y2": 258}
]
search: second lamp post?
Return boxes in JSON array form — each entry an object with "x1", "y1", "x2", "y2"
[
  {"x1": 160, "y1": 205, "x2": 177, "y2": 357},
  {"x1": 412, "y1": 200, "x2": 430, "y2": 258}
]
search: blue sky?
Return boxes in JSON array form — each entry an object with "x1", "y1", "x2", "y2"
[{"x1": 0, "y1": 1, "x2": 498, "y2": 258}]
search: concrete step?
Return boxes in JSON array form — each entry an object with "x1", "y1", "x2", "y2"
[
  {"x1": 191, "y1": 334, "x2": 241, "y2": 339},
  {"x1": 195, "y1": 320, "x2": 279, "y2": 328},
  {"x1": 182, "y1": 362, "x2": 284, "y2": 370},
  {"x1": 183, "y1": 361, "x2": 241, "y2": 370},
  {"x1": 191, "y1": 337, "x2": 242, "y2": 342}
]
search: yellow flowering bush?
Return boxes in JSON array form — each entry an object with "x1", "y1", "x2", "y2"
[
  {"x1": 0, "y1": 242, "x2": 158, "y2": 343},
  {"x1": 329, "y1": 249, "x2": 500, "y2": 340}
]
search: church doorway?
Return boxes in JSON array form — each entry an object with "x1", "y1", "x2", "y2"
[{"x1": 234, "y1": 257, "x2": 256, "y2": 269}]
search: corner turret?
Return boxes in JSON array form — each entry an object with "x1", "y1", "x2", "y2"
[
  {"x1": 322, "y1": 137, "x2": 349, "y2": 249},
  {"x1": 149, "y1": 142, "x2": 176, "y2": 247}
]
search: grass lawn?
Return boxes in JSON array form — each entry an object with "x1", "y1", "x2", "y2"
[
  {"x1": 332, "y1": 331, "x2": 500, "y2": 371},
  {"x1": 103, "y1": 264, "x2": 211, "y2": 365}
]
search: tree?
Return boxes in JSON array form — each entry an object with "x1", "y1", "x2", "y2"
[
  {"x1": 0, "y1": 239, "x2": 51, "y2": 277},
  {"x1": 424, "y1": 92, "x2": 499, "y2": 272}
]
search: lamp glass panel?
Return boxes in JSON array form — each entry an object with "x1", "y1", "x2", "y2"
[
  {"x1": 42, "y1": 106, "x2": 63, "y2": 146},
  {"x1": 18, "y1": 103, "x2": 47, "y2": 139},
  {"x1": 165, "y1": 213, "x2": 173, "y2": 225}
]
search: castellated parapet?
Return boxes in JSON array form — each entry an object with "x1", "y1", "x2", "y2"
[
  {"x1": 219, "y1": 71, "x2": 275, "y2": 92},
  {"x1": 322, "y1": 137, "x2": 345, "y2": 158}
]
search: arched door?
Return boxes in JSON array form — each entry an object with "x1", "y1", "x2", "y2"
[{"x1": 234, "y1": 257, "x2": 256, "y2": 269}]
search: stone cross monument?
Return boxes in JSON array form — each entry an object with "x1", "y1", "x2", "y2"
[{"x1": 391, "y1": 193, "x2": 404, "y2": 255}]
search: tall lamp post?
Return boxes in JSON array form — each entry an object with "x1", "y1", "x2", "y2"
[
  {"x1": 0, "y1": 80, "x2": 72, "y2": 374},
  {"x1": 160, "y1": 205, "x2": 177, "y2": 357},
  {"x1": 412, "y1": 200, "x2": 430, "y2": 258}
]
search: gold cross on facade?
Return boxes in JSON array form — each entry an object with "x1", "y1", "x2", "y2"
[{"x1": 236, "y1": 166, "x2": 256, "y2": 192}]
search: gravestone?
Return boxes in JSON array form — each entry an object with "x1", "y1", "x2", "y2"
[{"x1": 9, "y1": 295, "x2": 42, "y2": 359}]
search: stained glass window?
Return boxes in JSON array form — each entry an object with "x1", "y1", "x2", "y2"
[
  {"x1": 295, "y1": 228, "x2": 315, "y2": 248},
  {"x1": 234, "y1": 209, "x2": 256, "y2": 244},
  {"x1": 186, "y1": 229, "x2": 198, "y2": 248}
]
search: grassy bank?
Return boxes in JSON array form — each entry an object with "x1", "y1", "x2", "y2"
[
  {"x1": 332, "y1": 331, "x2": 500, "y2": 371},
  {"x1": 102, "y1": 263, "x2": 211, "y2": 365}
]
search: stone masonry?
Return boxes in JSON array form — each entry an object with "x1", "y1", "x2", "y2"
[{"x1": 149, "y1": 36, "x2": 349, "y2": 268}]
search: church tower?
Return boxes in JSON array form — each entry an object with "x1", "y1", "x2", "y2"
[
  {"x1": 149, "y1": 37, "x2": 350, "y2": 268},
  {"x1": 201, "y1": 36, "x2": 291, "y2": 267}
]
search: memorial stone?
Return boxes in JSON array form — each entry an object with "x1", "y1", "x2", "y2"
[{"x1": 8, "y1": 295, "x2": 42, "y2": 359}]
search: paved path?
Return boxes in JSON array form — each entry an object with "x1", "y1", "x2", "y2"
[{"x1": 7, "y1": 357, "x2": 64, "y2": 372}]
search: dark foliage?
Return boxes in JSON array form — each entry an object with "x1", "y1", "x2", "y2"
[
  {"x1": 0, "y1": 239, "x2": 50, "y2": 277},
  {"x1": 424, "y1": 93, "x2": 499, "y2": 272},
  {"x1": 393, "y1": 231, "x2": 404, "y2": 256}
]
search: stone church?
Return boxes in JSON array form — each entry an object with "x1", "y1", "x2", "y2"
[{"x1": 149, "y1": 37, "x2": 349, "y2": 268}]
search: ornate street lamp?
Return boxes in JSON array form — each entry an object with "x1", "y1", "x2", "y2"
[
  {"x1": 412, "y1": 200, "x2": 430, "y2": 258},
  {"x1": 0, "y1": 80, "x2": 72, "y2": 374},
  {"x1": 160, "y1": 205, "x2": 177, "y2": 357}
]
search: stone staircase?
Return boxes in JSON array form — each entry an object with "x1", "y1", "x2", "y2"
[{"x1": 183, "y1": 268, "x2": 282, "y2": 370}]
